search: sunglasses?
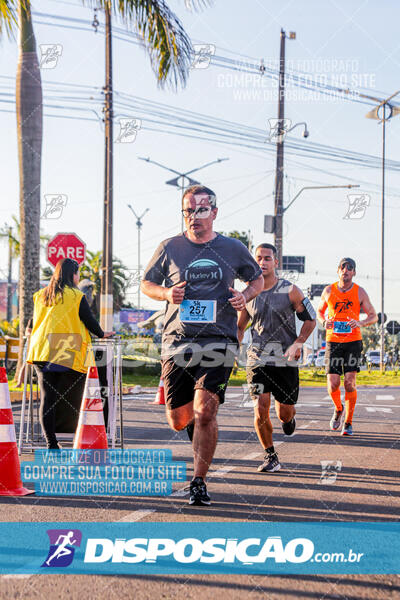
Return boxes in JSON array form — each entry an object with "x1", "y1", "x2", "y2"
[{"x1": 340, "y1": 264, "x2": 354, "y2": 271}]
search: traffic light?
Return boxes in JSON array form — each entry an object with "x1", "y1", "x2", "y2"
[
  {"x1": 386, "y1": 320, "x2": 400, "y2": 335},
  {"x1": 377, "y1": 312, "x2": 387, "y2": 325}
]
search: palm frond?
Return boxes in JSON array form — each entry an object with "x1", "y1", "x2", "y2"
[
  {"x1": 0, "y1": 0, "x2": 18, "y2": 37},
  {"x1": 84, "y1": 0, "x2": 196, "y2": 89}
]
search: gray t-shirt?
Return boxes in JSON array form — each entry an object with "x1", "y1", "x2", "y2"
[
  {"x1": 246, "y1": 278, "x2": 297, "y2": 367},
  {"x1": 143, "y1": 233, "x2": 261, "y2": 352}
]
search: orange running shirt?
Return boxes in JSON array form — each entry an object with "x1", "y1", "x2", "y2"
[{"x1": 325, "y1": 282, "x2": 362, "y2": 343}]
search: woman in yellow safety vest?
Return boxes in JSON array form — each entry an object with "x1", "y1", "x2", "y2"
[{"x1": 27, "y1": 258, "x2": 113, "y2": 449}]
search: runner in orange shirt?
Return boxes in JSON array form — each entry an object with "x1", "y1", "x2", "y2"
[{"x1": 317, "y1": 258, "x2": 377, "y2": 435}]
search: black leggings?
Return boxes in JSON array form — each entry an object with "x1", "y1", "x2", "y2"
[{"x1": 34, "y1": 366, "x2": 86, "y2": 448}]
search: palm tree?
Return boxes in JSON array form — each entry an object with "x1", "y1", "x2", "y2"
[
  {"x1": 42, "y1": 250, "x2": 130, "y2": 315},
  {"x1": 15, "y1": 0, "x2": 43, "y2": 377},
  {"x1": 86, "y1": 0, "x2": 209, "y2": 87},
  {"x1": 4, "y1": 0, "x2": 210, "y2": 380},
  {"x1": 80, "y1": 251, "x2": 131, "y2": 316},
  {"x1": 0, "y1": 215, "x2": 49, "y2": 258}
]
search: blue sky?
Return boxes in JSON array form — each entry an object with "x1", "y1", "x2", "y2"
[{"x1": 0, "y1": 0, "x2": 399, "y2": 316}]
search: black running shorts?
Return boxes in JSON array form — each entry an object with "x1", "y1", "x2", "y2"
[
  {"x1": 161, "y1": 348, "x2": 235, "y2": 410},
  {"x1": 325, "y1": 340, "x2": 363, "y2": 375},
  {"x1": 246, "y1": 364, "x2": 299, "y2": 405}
]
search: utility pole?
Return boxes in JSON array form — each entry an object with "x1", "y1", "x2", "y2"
[
  {"x1": 127, "y1": 205, "x2": 149, "y2": 309},
  {"x1": 380, "y1": 104, "x2": 386, "y2": 372},
  {"x1": 273, "y1": 30, "x2": 298, "y2": 267},
  {"x1": 100, "y1": 1, "x2": 114, "y2": 331},
  {"x1": 365, "y1": 90, "x2": 400, "y2": 371},
  {"x1": 7, "y1": 226, "x2": 12, "y2": 322},
  {"x1": 273, "y1": 29, "x2": 286, "y2": 269}
]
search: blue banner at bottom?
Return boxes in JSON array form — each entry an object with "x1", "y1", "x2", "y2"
[{"x1": 0, "y1": 522, "x2": 398, "y2": 575}]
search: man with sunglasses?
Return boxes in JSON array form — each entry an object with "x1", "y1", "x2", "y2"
[
  {"x1": 317, "y1": 258, "x2": 377, "y2": 435},
  {"x1": 141, "y1": 185, "x2": 263, "y2": 505}
]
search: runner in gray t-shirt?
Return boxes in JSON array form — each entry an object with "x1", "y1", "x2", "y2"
[
  {"x1": 238, "y1": 243, "x2": 316, "y2": 474},
  {"x1": 141, "y1": 185, "x2": 263, "y2": 506},
  {"x1": 143, "y1": 230, "x2": 260, "y2": 351}
]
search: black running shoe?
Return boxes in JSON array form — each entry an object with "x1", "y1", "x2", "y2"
[
  {"x1": 282, "y1": 417, "x2": 296, "y2": 436},
  {"x1": 186, "y1": 422, "x2": 194, "y2": 442},
  {"x1": 257, "y1": 452, "x2": 281, "y2": 473},
  {"x1": 189, "y1": 477, "x2": 211, "y2": 506}
]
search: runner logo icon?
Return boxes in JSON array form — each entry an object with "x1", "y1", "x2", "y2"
[
  {"x1": 334, "y1": 300, "x2": 353, "y2": 313},
  {"x1": 42, "y1": 529, "x2": 82, "y2": 568}
]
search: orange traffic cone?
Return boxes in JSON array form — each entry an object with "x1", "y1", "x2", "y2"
[
  {"x1": 0, "y1": 366, "x2": 34, "y2": 496},
  {"x1": 149, "y1": 377, "x2": 165, "y2": 405},
  {"x1": 73, "y1": 366, "x2": 108, "y2": 449}
]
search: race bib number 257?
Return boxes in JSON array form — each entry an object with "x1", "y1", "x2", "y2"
[{"x1": 179, "y1": 300, "x2": 216, "y2": 323}]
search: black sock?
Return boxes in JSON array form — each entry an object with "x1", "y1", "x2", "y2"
[
  {"x1": 265, "y1": 446, "x2": 275, "y2": 455},
  {"x1": 186, "y1": 422, "x2": 195, "y2": 442}
]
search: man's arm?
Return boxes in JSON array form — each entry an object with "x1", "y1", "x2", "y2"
[
  {"x1": 285, "y1": 285, "x2": 316, "y2": 361},
  {"x1": 237, "y1": 308, "x2": 251, "y2": 343},
  {"x1": 141, "y1": 280, "x2": 186, "y2": 304},
  {"x1": 354, "y1": 287, "x2": 378, "y2": 328},
  {"x1": 228, "y1": 274, "x2": 264, "y2": 311},
  {"x1": 317, "y1": 285, "x2": 333, "y2": 330},
  {"x1": 140, "y1": 241, "x2": 188, "y2": 305},
  {"x1": 243, "y1": 274, "x2": 264, "y2": 302}
]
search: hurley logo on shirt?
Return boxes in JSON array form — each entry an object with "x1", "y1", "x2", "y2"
[{"x1": 185, "y1": 259, "x2": 223, "y2": 292}]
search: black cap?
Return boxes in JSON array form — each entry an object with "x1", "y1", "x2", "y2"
[{"x1": 338, "y1": 257, "x2": 356, "y2": 270}]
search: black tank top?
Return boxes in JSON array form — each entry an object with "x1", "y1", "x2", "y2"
[{"x1": 247, "y1": 278, "x2": 297, "y2": 366}]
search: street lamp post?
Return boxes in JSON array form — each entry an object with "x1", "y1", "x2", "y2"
[
  {"x1": 265, "y1": 184, "x2": 360, "y2": 238},
  {"x1": 127, "y1": 205, "x2": 149, "y2": 309},
  {"x1": 365, "y1": 91, "x2": 400, "y2": 371},
  {"x1": 138, "y1": 157, "x2": 229, "y2": 231},
  {"x1": 283, "y1": 184, "x2": 360, "y2": 213}
]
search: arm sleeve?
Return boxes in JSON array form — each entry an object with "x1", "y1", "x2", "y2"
[
  {"x1": 235, "y1": 242, "x2": 262, "y2": 282},
  {"x1": 142, "y1": 242, "x2": 168, "y2": 285},
  {"x1": 79, "y1": 296, "x2": 104, "y2": 337}
]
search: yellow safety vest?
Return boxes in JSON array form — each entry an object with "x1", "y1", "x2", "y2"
[{"x1": 27, "y1": 286, "x2": 94, "y2": 373}]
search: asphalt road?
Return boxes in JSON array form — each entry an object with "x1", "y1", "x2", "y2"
[{"x1": 1, "y1": 386, "x2": 400, "y2": 599}]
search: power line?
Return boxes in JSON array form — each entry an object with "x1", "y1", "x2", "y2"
[{"x1": 32, "y1": 10, "x2": 399, "y2": 110}]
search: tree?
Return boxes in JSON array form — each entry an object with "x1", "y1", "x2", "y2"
[
  {"x1": 80, "y1": 251, "x2": 131, "y2": 315},
  {"x1": 86, "y1": 0, "x2": 208, "y2": 88},
  {"x1": 42, "y1": 251, "x2": 131, "y2": 314},
  {"x1": 221, "y1": 230, "x2": 253, "y2": 251},
  {"x1": 0, "y1": 215, "x2": 49, "y2": 258},
  {"x1": 15, "y1": 0, "x2": 43, "y2": 378},
  {"x1": 361, "y1": 324, "x2": 390, "y2": 352},
  {"x1": 4, "y1": 0, "x2": 210, "y2": 380},
  {"x1": 0, "y1": 1, "x2": 17, "y2": 35}
]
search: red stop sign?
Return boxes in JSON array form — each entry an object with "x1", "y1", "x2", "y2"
[{"x1": 47, "y1": 232, "x2": 86, "y2": 267}]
